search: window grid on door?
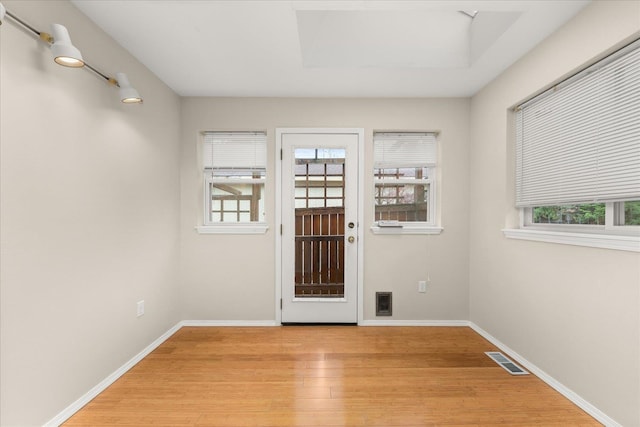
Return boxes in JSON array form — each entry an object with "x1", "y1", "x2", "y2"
[{"x1": 294, "y1": 160, "x2": 345, "y2": 209}]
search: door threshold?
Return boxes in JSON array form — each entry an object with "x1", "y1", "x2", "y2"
[{"x1": 281, "y1": 322, "x2": 358, "y2": 326}]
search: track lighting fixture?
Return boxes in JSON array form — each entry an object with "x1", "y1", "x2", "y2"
[
  {"x1": 49, "y1": 23, "x2": 84, "y2": 67},
  {"x1": 0, "y1": 2, "x2": 143, "y2": 104},
  {"x1": 114, "y1": 73, "x2": 143, "y2": 104}
]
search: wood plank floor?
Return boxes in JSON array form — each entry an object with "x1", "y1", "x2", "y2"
[{"x1": 64, "y1": 326, "x2": 600, "y2": 426}]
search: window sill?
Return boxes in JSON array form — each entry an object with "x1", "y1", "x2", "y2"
[
  {"x1": 370, "y1": 225, "x2": 443, "y2": 235},
  {"x1": 502, "y1": 228, "x2": 640, "y2": 252},
  {"x1": 196, "y1": 224, "x2": 269, "y2": 235}
]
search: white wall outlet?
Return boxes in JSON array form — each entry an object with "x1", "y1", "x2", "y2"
[
  {"x1": 418, "y1": 280, "x2": 427, "y2": 293},
  {"x1": 136, "y1": 300, "x2": 145, "y2": 317}
]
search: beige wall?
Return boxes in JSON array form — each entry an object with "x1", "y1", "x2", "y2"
[
  {"x1": 469, "y1": 2, "x2": 640, "y2": 426},
  {"x1": 0, "y1": 1, "x2": 181, "y2": 425},
  {"x1": 179, "y1": 98, "x2": 470, "y2": 322}
]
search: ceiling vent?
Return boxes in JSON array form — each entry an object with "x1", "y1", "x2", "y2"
[{"x1": 485, "y1": 352, "x2": 529, "y2": 375}]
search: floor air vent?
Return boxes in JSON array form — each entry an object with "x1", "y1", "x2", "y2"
[{"x1": 485, "y1": 352, "x2": 529, "y2": 375}]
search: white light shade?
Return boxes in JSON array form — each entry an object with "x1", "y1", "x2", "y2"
[
  {"x1": 50, "y1": 23, "x2": 84, "y2": 67},
  {"x1": 116, "y1": 72, "x2": 143, "y2": 103},
  {"x1": 0, "y1": 3, "x2": 6, "y2": 25}
]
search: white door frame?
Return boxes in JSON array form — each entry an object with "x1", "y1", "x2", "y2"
[{"x1": 275, "y1": 128, "x2": 364, "y2": 324}]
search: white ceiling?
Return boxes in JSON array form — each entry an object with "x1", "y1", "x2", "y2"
[{"x1": 71, "y1": 0, "x2": 590, "y2": 98}]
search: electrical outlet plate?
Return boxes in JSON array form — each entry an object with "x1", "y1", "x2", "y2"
[
  {"x1": 418, "y1": 281, "x2": 427, "y2": 293},
  {"x1": 136, "y1": 300, "x2": 145, "y2": 317}
]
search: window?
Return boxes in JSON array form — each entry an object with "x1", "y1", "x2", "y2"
[
  {"x1": 528, "y1": 201, "x2": 640, "y2": 227},
  {"x1": 507, "y1": 39, "x2": 640, "y2": 251},
  {"x1": 621, "y1": 200, "x2": 640, "y2": 226},
  {"x1": 199, "y1": 131, "x2": 267, "y2": 234},
  {"x1": 371, "y1": 132, "x2": 441, "y2": 234},
  {"x1": 294, "y1": 148, "x2": 345, "y2": 209},
  {"x1": 531, "y1": 204, "x2": 606, "y2": 225}
]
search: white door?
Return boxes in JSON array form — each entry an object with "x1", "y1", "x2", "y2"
[{"x1": 279, "y1": 130, "x2": 360, "y2": 323}]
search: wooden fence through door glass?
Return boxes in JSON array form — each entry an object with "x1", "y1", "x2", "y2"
[{"x1": 295, "y1": 208, "x2": 345, "y2": 297}]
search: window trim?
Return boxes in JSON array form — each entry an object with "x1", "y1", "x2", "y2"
[
  {"x1": 203, "y1": 175, "x2": 266, "y2": 226},
  {"x1": 372, "y1": 132, "x2": 440, "y2": 235},
  {"x1": 370, "y1": 223, "x2": 443, "y2": 235},
  {"x1": 504, "y1": 202, "x2": 640, "y2": 252},
  {"x1": 199, "y1": 130, "x2": 268, "y2": 235},
  {"x1": 372, "y1": 171, "x2": 438, "y2": 233},
  {"x1": 502, "y1": 228, "x2": 640, "y2": 252},
  {"x1": 201, "y1": 176, "x2": 268, "y2": 234},
  {"x1": 507, "y1": 39, "x2": 640, "y2": 252},
  {"x1": 371, "y1": 166, "x2": 441, "y2": 235}
]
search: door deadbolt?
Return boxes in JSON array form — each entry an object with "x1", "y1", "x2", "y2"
[
  {"x1": 348, "y1": 236, "x2": 355, "y2": 243},
  {"x1": 348, "y1": 222, "x2": 355, "y2": 229}
]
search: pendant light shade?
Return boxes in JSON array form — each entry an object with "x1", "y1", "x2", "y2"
[
  {"x1": 116, "y1": 72, "x2": 143, "y2": 104},
  {"x1": 50, "y1": 23, "x2": 84, "y2": 67}
]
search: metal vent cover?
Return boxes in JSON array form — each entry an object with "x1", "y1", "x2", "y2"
[
  {"x1": 486, "y1": 352, "x2": 529, "y2": 375},
  {"x1": 376, "y1": 292, "x2": 392, "y2": 316}
]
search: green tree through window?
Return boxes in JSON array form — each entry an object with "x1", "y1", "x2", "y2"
[
  {"x1": 533, "y1": 204, "x2": 605, "y2": 225},
  {"x1": 625, "y1": 201, "x2": 640, "y2": 225}
]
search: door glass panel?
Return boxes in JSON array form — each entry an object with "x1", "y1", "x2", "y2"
[{"x1": 294, "y1": 148, "x2": 346, "y2": 298}]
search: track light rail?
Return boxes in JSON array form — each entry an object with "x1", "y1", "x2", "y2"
[{"x1": 1, "y1": 3, "x2": 143, "y2": 103}]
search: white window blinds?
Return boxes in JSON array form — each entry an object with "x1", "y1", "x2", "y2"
[
  {"x1": 374, "y1": 132, "x2": 437, "y2": 168},
  {"x1": 203, "y1": 132, "x2": 267, "y2": 169},
  {"x1": 515, "y1": 40, "x2": 640, "y2": 207}
]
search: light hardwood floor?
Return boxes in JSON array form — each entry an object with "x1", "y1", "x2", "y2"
[{"x1": 64, "y1": 326, "x2": 600, "y2": 426}]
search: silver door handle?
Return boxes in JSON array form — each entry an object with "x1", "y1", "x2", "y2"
[{"x1": 348, "y1": 236, "x2": 355, "y2": 243}]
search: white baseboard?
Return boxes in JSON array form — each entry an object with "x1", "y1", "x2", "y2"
[
  {"x1": 468, "y1": 322, "x2": 621, "y2": 427},
  {"x1": 44, "y1": 322, "x2": 183, "y2": 427},
  {"x1": 359, "y1": 319, "x2": 469, "y2": 327},
  {"x1": 180, "y1": 320, "x2": 279, "y2": 327}
]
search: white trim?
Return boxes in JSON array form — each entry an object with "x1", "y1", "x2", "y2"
[
  {"x1": 181, "y1": 320, "x2": 279, "y2": 327},
  {"x1": 522, "y1": 207, "x2": 607, "y2": 231},
  {"x1": 521, "y1": 202, "x2": 640, "y2": 235},
  {"x1": 606, "y1": 202, "x2": 616, "y2": 228},
  {"x1": 503, "y1": 228, "x2": 640, "y2": 252},
  {"x1": 370, "y1": 225, "x2": 443, "y2": 235},
  {"x1": 275, "y1": 128, "x2": 365, "y2": 325},
  {"x1": 356, "y1": 129, "x2": 365, "y2": 326},
  {"x1": 275, "y1": 129, "x2": 283, "y2": 325},
  {"x1": 44, "y1": 322, "x2": 183, "y2": 427},
  {"x1": 195, "y1": 224, "x2": 269, "y2": 235},
  {"x1": 359, "y1": 319, "x2": 468, "y2": 327},
  {"x1": 468, "y1": 322, "x2": 622, "y2": 427},
  {"x1": 205, "y1": 177, "x2": 266, "y2": 185},
  {"x1": 376, "y1": 178, "x2": 431, "y2": 185}
]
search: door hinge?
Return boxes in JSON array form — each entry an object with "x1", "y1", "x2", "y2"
[
  {"x1": 280, "y1": 224, "x2": 283, "y2": 235},
  {"x1": 280, "y1": 298, "x2": 283, "y2": 310},
  {"x1": 280, "y1": 149, "x2": 283, "y2": 160}
]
